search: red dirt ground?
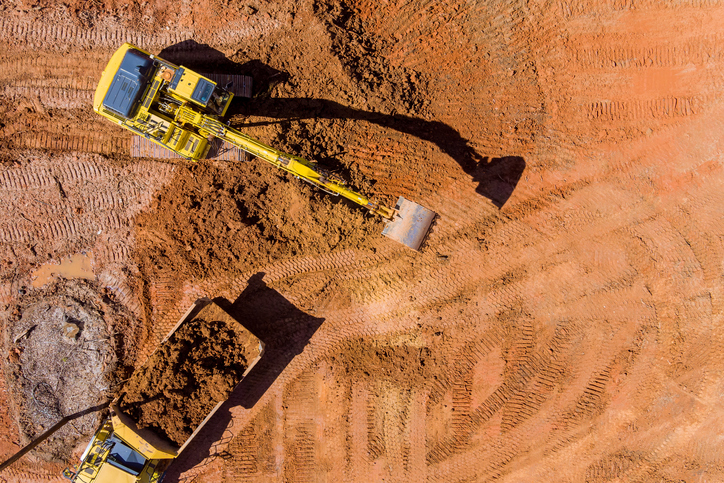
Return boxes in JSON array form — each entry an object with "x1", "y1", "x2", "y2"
[{"x1": 1, "y1": 0, "x2": 724, "y2": 482}]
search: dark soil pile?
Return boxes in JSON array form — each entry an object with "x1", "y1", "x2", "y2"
[{"x1": 119, "y1": 304, "x2": 258, "y2": 446}]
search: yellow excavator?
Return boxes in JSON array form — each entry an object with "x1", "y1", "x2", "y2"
[{"x1": 93, "y1": 43, "x2": 435, "y2": 250}]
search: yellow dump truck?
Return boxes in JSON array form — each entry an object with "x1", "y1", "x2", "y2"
[
  {"x1": 62, "y1": 299, "x2": 264, "y2": 483},
  {"x1": 93, "y1": 42, "x2": 436, "y2": 250}
]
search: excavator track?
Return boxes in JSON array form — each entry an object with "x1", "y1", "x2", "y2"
[{"x1": 131, "y1": 136, "x2": 250, "y2": 162}]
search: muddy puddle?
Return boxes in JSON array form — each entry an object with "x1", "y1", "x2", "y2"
[{"x1": 31, "y1": 253, "x2": 94, "y2": 288}]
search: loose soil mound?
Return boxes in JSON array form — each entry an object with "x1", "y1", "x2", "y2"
[{"x1": 119, "y1": 303, "x2": 260, "y2": 446}]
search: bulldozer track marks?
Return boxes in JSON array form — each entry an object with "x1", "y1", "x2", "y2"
[
  {"x1": 282, "y1": 374, "x2": 318, "y2": 482},
  {"x1": 349, "y1": 382, "x2": 371, "y2": 479},
  {"x1": 1, "y1": 85, "x2": 94, "y2": 109},
  {"x1": 569, "y1": 36, "x2": 724, "y2": 69},
  {"x1": 140, "y1": 276, "x2": 189, "y2": 362},
  {"x1": 12, "y1": 132, "x2": 129, "y2": 156},
  {"x1": 225, "y1": 426, "x2": 259, "y2": 478},
  {"x1": 0, "y1": 17, "x2": 192, "y2": 50},
  {"x1": 97, "y1": 268, "x2": 144, "y2": 318},
  {"x1": 585, "y1": 451, "x2": 641, "y2": 482},
  {"x1": 586, "y1": 97, "x2": 699, "y2": 121},
  {"x1": 558, "y1": 0, "x2": 723, "y2": 18}
]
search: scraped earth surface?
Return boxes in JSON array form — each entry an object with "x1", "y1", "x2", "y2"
[{"x1": 1, "y1": 0, "x2": 724, "y2": 482}]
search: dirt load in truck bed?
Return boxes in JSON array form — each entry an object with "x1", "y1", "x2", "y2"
[{"x1": 119, "y1": 302, "x2": 262, "y2": 446}]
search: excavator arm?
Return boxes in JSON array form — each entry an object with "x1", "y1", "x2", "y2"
[{"x1": 181, "y1": 110, "x2": 396, "y2": 219}]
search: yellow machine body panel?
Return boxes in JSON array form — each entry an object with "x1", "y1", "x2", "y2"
[
  {"x1": 167, "y1": 68, "x2": 233, "y2": 116},
  {"x1": 110, "y1": 408, "x2": 178, "y2": 460},
  {"x1": 93, "y1": 465, "x2": 138, "y2": 483},
  {"x1": 63, "y1": 417, "x2": 167, "y2": 483},
  {"x1": 92, "y1": 43, "x2": 229, "y2": 160}
]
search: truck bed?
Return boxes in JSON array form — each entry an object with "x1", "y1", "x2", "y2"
[{"x1": 117, "y1": 299, "x2": 263, "y2": 448}]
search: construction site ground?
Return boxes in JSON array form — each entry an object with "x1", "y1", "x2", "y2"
[{"x1": 1, "y1": 0, "x2": 724, "y2": 482}]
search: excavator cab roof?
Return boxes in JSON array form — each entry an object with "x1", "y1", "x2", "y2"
[{"x1": 102, "y1": 48, "x2": 155, "y2": 119}]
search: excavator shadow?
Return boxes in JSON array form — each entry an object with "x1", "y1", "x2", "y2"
[
  {"x1": 236, "y1": 98, "x2": 527, "y2": 208},
  {"x1": 219, "y1": 272, "x2": 324, "y2": 409},
  {"x1": 164, "y1": 272, "x2": 323, "y2": 480}
]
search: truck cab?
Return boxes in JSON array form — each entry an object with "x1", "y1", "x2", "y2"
[{"x1": 62, "y1": 416, "x2": 171, "y2": 483}]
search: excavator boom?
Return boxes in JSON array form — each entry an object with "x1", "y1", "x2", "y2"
[{"x1": 93, "y1": 43, "x2": 435, "y2": 250}]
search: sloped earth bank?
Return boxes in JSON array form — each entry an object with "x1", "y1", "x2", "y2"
[
  {"x1": 119, "y1": 303, "x2": 257, "y2": 447},
  {"x1": 1, "y1": 0, "x2": 724, "y2": 482}
]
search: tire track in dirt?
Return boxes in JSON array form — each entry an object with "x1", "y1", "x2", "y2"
[
  {"x1": 365, "y1": 386, "x2": 386, "y2": 465},
  {"x1": 568, "y1": 34, "x2": 724, "y2": 68},
  {"x1": 557, "y1": 0, "x2": 723, "y2": 19},
  {"x1": 137, "y1": 275, "x2": 192, "y2": 364},
  {"x1": 0, "y1": 154, "x2": 172, "y2": 244},
  {"x1": 0, "y1": 460, "x2": 67, "y2": 483},
  {"x1": 532, "y1": 3, "x2": 724, "y2": 160},
  {"x1": 586, "y1": 97, "x2": 699, "y2": 121},
  {"x1": 224, "y1": 426, "x2": 259, "y2": 479},
  {"x1": 96, "y1": 267, "x2": 144, "y2": 318},
  {"x1": 0, "y1": 51, "x2": 135, "y2": 158},
  {"x1": 1, "y1": 84, "x2": 95, "y2": 110},
  {"x1": 282, "y1": 372, "x2": 317, "y2": 482},
  {"x1": 177, "y1": 190, "x2": 712, "y2": 483},
  {"x1": 0, "y1": 16, "x2": 191, "y2": 51},
  {"x1": 11, "y1": 132, "x2": 130, "y2": 157},
  {"x1": 221, "y1": 397, "x2": 284, "y2": 481},
  {"x1": 424, "y1": 330, "x2": 507, "y2": 464},
  {"x1": 348, "y1": 381, "x2": 371, "y2": 481},
  {"x1": 406, "y1": 389, "x2": 428, "y2": 482},
  {"x1": 379, "y1": 385, "x2": 408, "y2": 480},
  {"x1": 317, "y1": 367, "x2": 348, "y2": 482}
]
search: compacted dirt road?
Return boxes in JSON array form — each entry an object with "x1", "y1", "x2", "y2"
[{"x1": 1, "y1": 0, "x2": 724, "y2": 481}]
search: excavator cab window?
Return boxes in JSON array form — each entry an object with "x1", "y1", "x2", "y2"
[
  {"x1": 105, "y1": 435, "x2": 147, "y2": 476},
  {"x1": 207, "y1": 87, "x2": 231, "y2": 115}
]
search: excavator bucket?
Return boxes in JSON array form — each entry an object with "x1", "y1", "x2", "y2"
[{"x1": 382, "y1": 197, "x2": 436, "y2": 251}]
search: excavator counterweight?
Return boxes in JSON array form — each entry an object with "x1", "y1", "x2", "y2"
[{"x1": 93, "y1": 43, "x2": 436, "y2": 250}]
